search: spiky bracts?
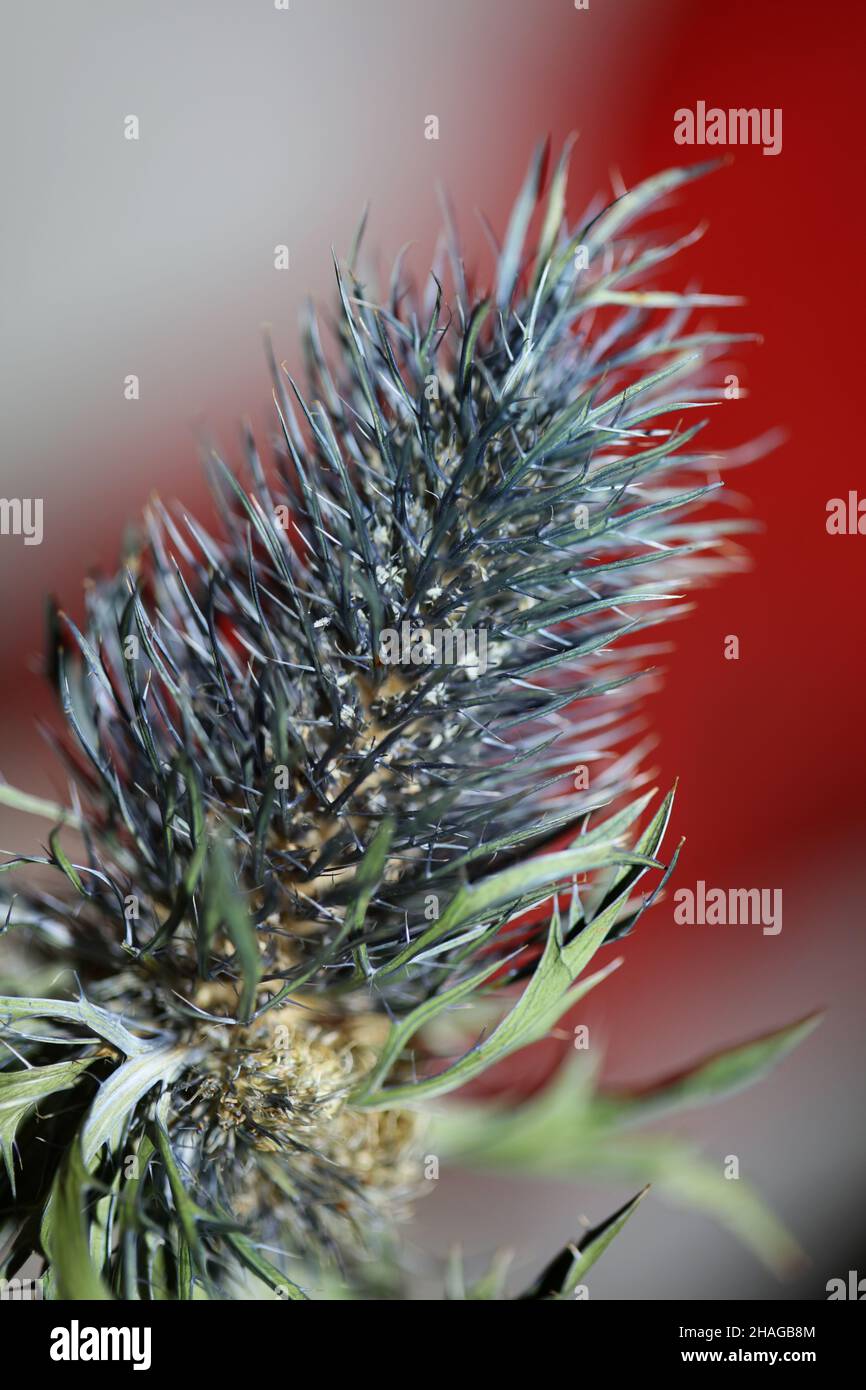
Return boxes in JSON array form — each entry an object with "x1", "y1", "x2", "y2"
[{"x1": 0, "y1": 145, "x2": 788, "y2": 1299}]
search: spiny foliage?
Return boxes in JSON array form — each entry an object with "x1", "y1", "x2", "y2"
[{"x1": 0, "y1": 143, "x2": 806, "y2": 1299}]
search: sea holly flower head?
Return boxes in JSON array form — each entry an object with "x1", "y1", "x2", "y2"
[{"x1": 0, "y1": 142, "x2": 816, "y2": 1299}]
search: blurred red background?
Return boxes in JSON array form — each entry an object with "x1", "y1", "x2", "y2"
[{"x1": 558, "y1": 0, "x2": 866, "y2": 1079}]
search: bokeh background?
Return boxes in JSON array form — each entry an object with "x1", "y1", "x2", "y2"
[{"x1": 1, "y1": 0, "x2": 864, "y2": 1298}]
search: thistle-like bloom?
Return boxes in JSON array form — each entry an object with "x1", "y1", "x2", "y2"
[{"x1": 0, "y1": 144, "x2": 814, "y2": 1299}]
